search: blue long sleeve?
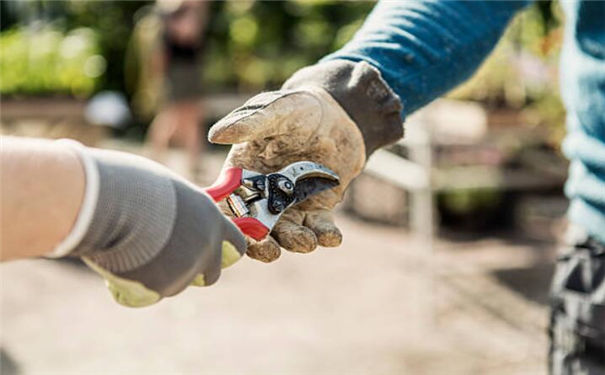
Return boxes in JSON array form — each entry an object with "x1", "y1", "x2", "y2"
[
  {"x1": 324, "y1": 0, "x2": 605, "y2": 243},
  {"x1": 323, "y1": 0, "x2": 529, "y2": 118}
]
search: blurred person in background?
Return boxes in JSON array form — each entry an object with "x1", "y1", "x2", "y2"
[
  {"x1": 207, "y1": 1, "x2": 604, "y2": 374},
  {"x1": 143, "y1": 0, "x2": 209, "y2": 179},
  {"x1": 1, "y1": 136, "x2": 246, "y2": 308}
]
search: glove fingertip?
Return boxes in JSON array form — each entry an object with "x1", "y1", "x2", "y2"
[
  {"x1": 223, "y1": 220, "x2": 247, "y2": 256},
  {"x1": 221, "y1": 241, "x2": 243, "y2": 269},
  {"x1": 208, "y1": 122, "x2": 231, "y2": 144},
  {"x1": 190, "y1": 274, "x2": 206, "y2": 287},
  {"x1": 317, "y1": 228, "x2": 343, "y2": 247},
  {"x1": 246, "y1": 236, "x2": 281, "y2": 263},
  {"x1": 303, "y1": 211, "x2": 342, "y2": 248},
  {"x1": 208, "y1": 113, "x2": 254, "y2": 145},
  {"x1": 273, "y1": 223, "x2": 318, "y2": 254}
]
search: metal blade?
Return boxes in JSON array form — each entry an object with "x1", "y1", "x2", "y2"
[
  {"x1": 277, "y1": 161, "x2": 339, "y2": 184},
  {"x1": 293, "y1": 177, "x2": 340, "y2": 204}
]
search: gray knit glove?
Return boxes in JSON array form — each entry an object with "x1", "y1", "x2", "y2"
[{"x1": 53, "y1": 142, "x2": 246, "y2": 307}]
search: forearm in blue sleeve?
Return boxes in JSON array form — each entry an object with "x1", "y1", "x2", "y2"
[{"x1": 323, "y1": 0, "x2": 530, "y2": 118}]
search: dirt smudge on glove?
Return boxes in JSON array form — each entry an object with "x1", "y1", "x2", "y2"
[{"x1": 211, "y1": 88, "x2": 366, "y2": 260}]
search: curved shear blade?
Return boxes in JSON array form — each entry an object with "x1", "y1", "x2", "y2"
[
  {"x1": 277, "y1": 161, "x2": 339, "y2": 184},
  {"x1": 293, "y1": 177, "x2": 340, "y2": 203},
  {"x1": 276, "y1": 161, "x2": 340, "y2": 204}
]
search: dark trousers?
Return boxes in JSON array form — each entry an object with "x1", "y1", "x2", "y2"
[{"x1": 549, "y1": 228, "x2": 605, "y2": 374}]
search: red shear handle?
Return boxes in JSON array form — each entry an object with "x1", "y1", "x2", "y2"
[
  {"x1": 233, "y1": 217, "x2": 270, "y2": 241},
  {"x1": 206, "y1": 167, "x2": 270, "y2": 240},
  {"x1": 205, "y1": 167, "x2": 242, "y2": 202}
]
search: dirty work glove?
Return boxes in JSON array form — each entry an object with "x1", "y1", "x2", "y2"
[
  {"x1": 50, "y1": 141, "x2": 246, "y2": 307},
  {"x1": 209, "y1": 60, "x2": 403, "y2": 262}
]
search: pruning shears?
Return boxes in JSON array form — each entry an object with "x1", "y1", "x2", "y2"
[{"x1": 205, "y1": 161, "x2": 340, "y2": 240}]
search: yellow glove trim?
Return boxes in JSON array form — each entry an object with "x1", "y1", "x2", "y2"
[
  {"x1": 190, "y1": 274, "x2": 206, "y2": 287},
  {"x1": 84, "y1": 241, "x2": 242, "y2": 303},
  {"x1": 221, "y1": 240, "x2": 242, "y2": 269},
  {"x1": 191, "y1": 241, "x2": 241, "y2": 287},
  {"x1": 82, "y1": 257, "x2": 161, "y2": 308}
]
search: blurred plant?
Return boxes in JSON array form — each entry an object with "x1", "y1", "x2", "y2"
[
  {"x1": 0, "y1": 25, "x2": 103, "y2": 96},
  {"x1": 439, "y1": 188, "x2": 503, "y2": 215},
  {"x1": 69, "y1": 1, "x2": 151, "y2": 92},
  {"x1": 201, "y1": 1, "x2": 374, "y2": 92},
  {"x1": 1, "y1": 0, "x2": 568, "y2": 147},
  {"x1": 448, "y1": 1, "x2": 565, "y2": 147},
  {"x1": 0, "y1": 0, "x2": 150, "y2": 96},
  {"x1": 437, "y1": 188, "x2": 515, "y2": 232},
  {"x1": 1, "y1": 0, "x2": 372, "y2": 96}
]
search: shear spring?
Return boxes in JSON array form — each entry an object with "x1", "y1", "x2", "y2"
[{"x1": 226, "y1": 194, "x2": 249, "y2": 217}]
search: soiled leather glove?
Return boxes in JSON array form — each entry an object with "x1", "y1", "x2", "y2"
[
  {"x1": 52, "y1": 142, "x2": 246, "y2": 307},
  {"x1": 209, "y1": 60, "x2": 403, "y2": 262}
]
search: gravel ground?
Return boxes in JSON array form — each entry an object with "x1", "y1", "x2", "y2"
[{"x1": 1, "y1": 145, "x2": 555, "y2": 375}]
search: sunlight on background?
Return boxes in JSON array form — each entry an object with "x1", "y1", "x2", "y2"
[{"x1": 0, "y1": 1, "x2": 569, "y2": 374}]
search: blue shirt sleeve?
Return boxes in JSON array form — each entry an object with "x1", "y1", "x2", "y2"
[{"x1": 322, "y1": 0, "x2": 530, "y2": 118}]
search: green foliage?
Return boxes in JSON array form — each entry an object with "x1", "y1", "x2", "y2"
[
  {"x1": 1, "y1": 0, "x2": 567, "y2": 145},
  {"x1": 202, "y1": 1, "x2": 374, "y2": 92},
  {"x1": 448, "y1": 1, "x2": 565, "y2": 146},
  {"x1": 0, "y1": 0, "x2": 150, "y2": 96},
  {"x1": 0, "y1": 26, "x2": 102, "y2": 96},
  {"x1": 59, "y1": 0, "x2": 152, "y2": 92},
  {"x1": 450, "y1": 2, "x2": 563, "y2": 105},
  {"x1": 439, "y1": 188, "x2": 503, "y2": 215},
  {"x1": 1, "y1": 0, "x2": 371, "y2": 95}
]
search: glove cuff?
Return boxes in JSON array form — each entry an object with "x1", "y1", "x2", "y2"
[
  {"x1": 69, "y1": 148, "x2": 178, "y2": 274},
  {"x1": 47, "y1": 140, "x2": 100, "y2": 258},
  {"x1": 282, "y1": 60, "x2": 404, "y2": 156}
]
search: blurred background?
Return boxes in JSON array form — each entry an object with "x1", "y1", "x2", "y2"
[{"x1": 1, "y1": 1, "x2": 568, "y2": 374}]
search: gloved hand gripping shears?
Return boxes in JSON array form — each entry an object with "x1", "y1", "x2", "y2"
[{"x1": 205, "y1": 161, "x2": 340, "y2": 240}]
